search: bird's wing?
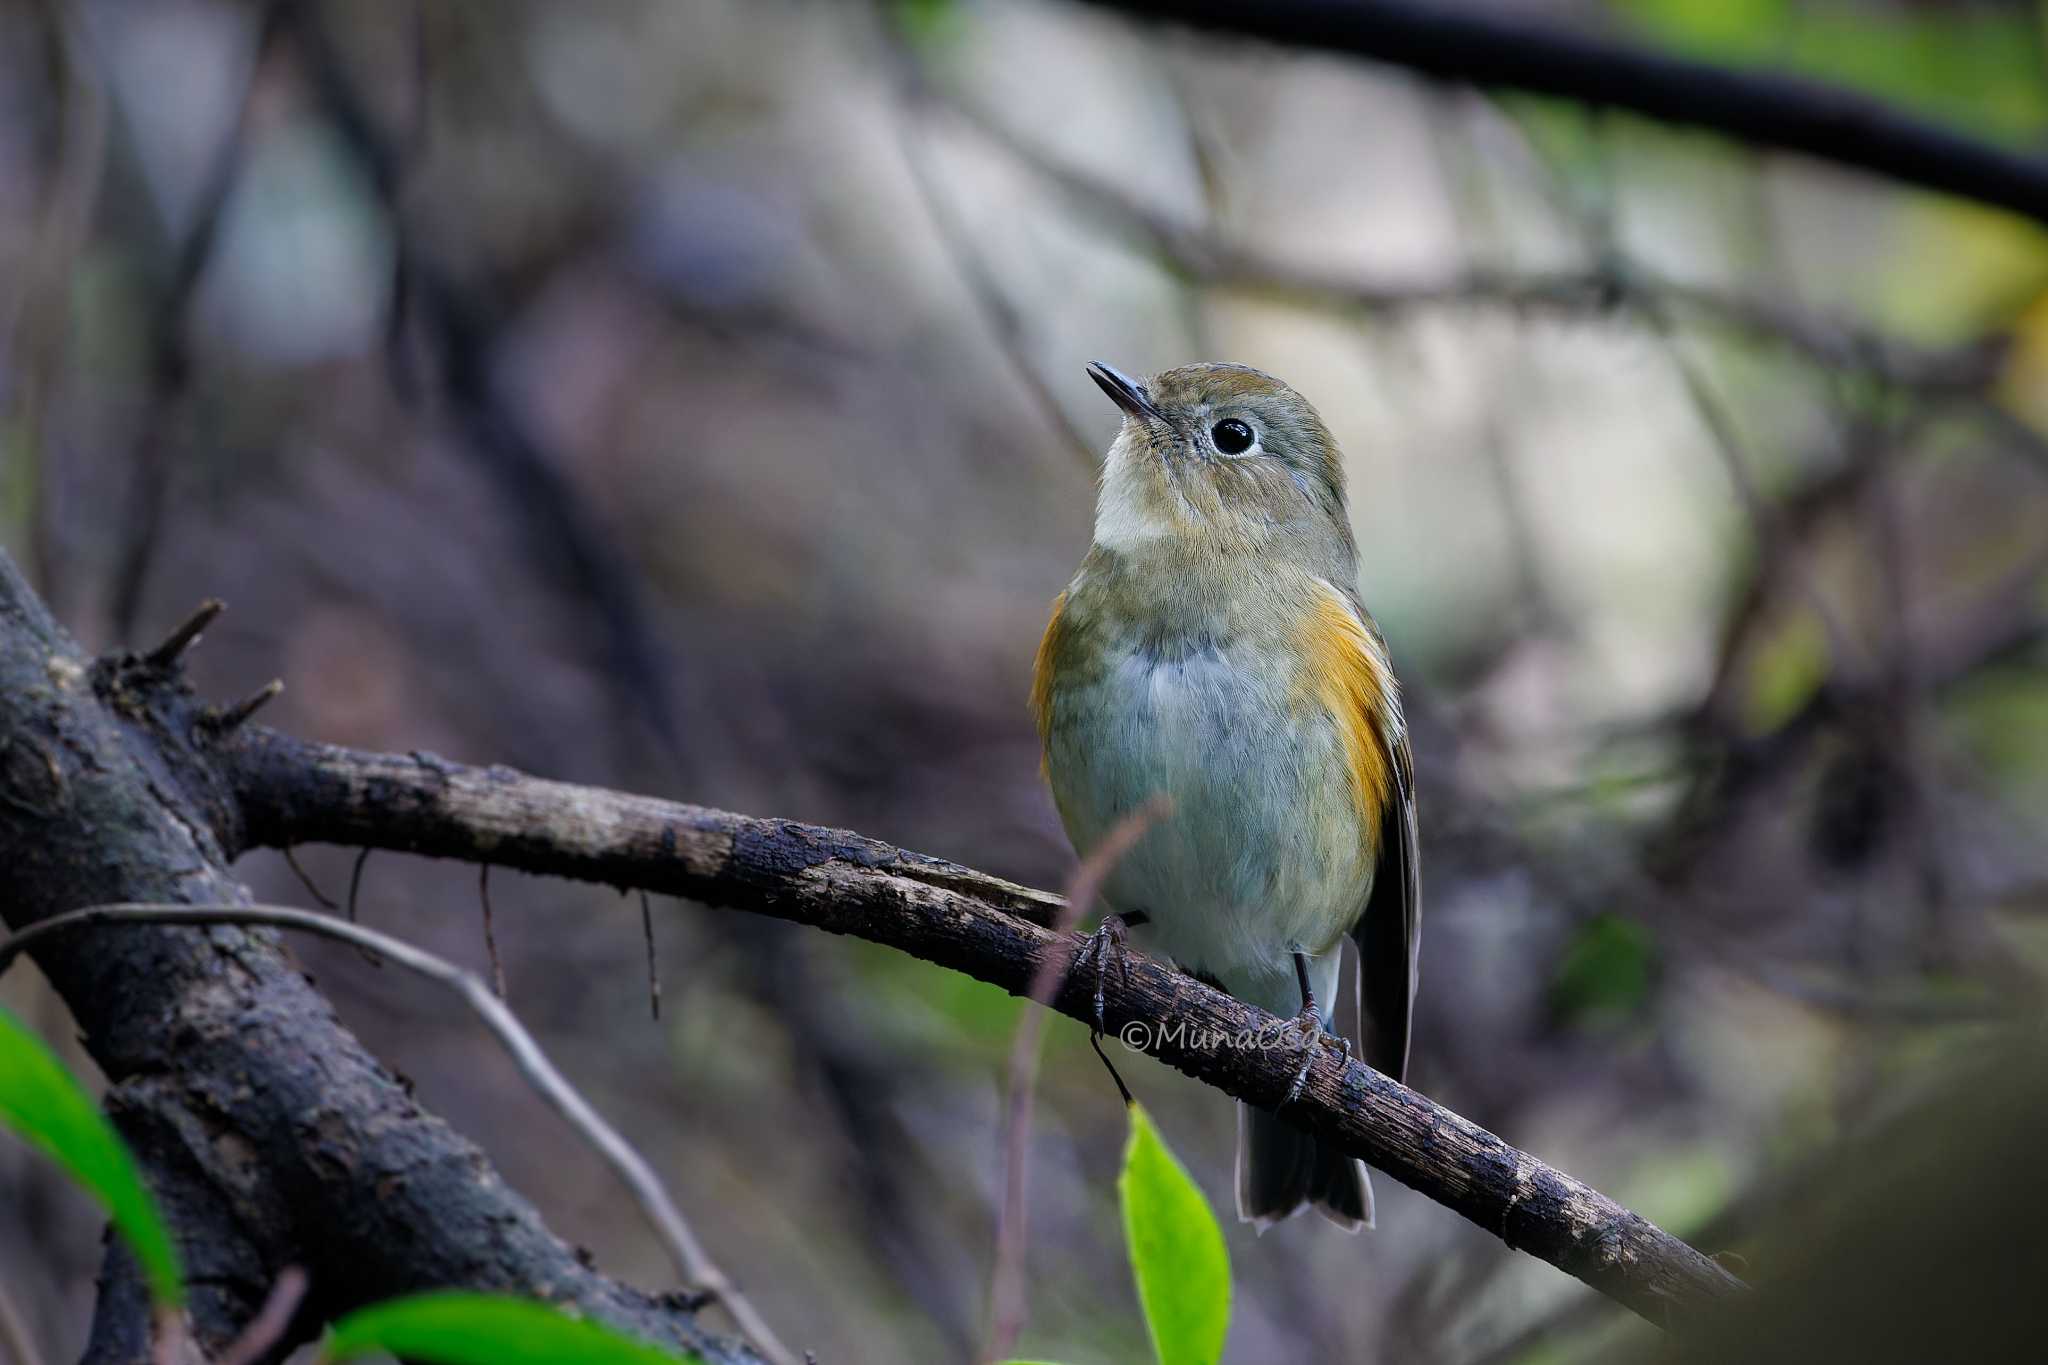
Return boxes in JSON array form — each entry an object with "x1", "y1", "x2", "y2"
[
  {"x1": 1354, "y1": 726, "x2": 1419, "y2": 1083},
  {"x1": 1310, "y1": 579, "x2": 1420, "y2": 1085},
  {"x1": 1029, "y1": 589, "x2": 1069, "y2": 750}
]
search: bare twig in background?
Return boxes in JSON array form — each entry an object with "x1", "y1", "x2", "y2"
[
  {"x1": 1654, "y1": 590, "x2": 2046, "y2": 886},
  {"x1": 639, "y1": 890, "x2": 662, "y2": 1021},
  {"x1": 282, "y1": 847, "x2": 339, "y2": 913},
  {"x1": 1076, "y1": 0, "x2": 2048, "y2": 227},
  {"x1": 284, "y1": 4, "x2": 692, "y2": 774},
  {"x1": 344, "y1": 846, "x2": 382, "y2": 968},
  {"x1": 732, "y1": 913, "x2": 981, "y2": 1353},
  {"x1": 1421, "y1": 97, "x2": 1568, "y2": 637},
  {"x1": 106, "y1": 2, "x2": 286, "y2": 645},
  {"x1": 211, "y1": 1268, "x2": 307, "y2": 1365},
  {"x1": 0, "y1": 1273, "x2": 45, "y2": 1365},
  {"x1": 478, "y1": 864, "x2": 507, "y2": 1000},
  {"x1": 345, "y1": 848, "x2": 371, "y2": 923},
  {"x1": 1863, "y1": 412, "x2": 1956, "y2": 967},
  {"x1": 0, "y1": 902, "x2": 796, "y2": 1365},
  {"x1": 984, "y1": 796, "x2": 1168, "y2": 1364},
  {"x1": 227, "y1": 726, "x2": 1744, "y2": 1326},
  {"x1": 1685, "y1": 436, "x2": 1908, "y2": 735},
  {"x1": 1, "y1": 0, "x2": 108, "y2": 614},
  {"x1": 1155, "y1": 60, "x2": 1226, "y2": 360},
  {"x1": 1644, "y1": 304, "x2": 1865, "y2": 679},
  {"x1": 378, "y1": 0, "x2": 434, "y2": 404},
  {"x1": 880, "y1": 21, "x2": 1099, "y2": 472},
  {"x1": 935, "y1": 93, "x2": 2002, "y2": 397}
]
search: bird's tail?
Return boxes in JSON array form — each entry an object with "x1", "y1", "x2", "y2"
[{"x1": 1234, "y1": 1100, "x2": 1373, "y2": 1233}]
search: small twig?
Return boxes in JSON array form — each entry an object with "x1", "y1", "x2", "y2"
[
  {"x1": 479, "y1": 864, "x2": 506, "y2": 1000},
  {"x1": 984, "y1": 796, "x2": 1168, "y2": 1364},
  {"x1": 639, "y1": 890, "x2": 661, "y2": 1021},
  {"x1": 344, "y1": 846, "x2": 382, "y2": 968},
  {"x1": 212, "y1": 1267, "x2": 307, "y2": 1365},
  {"x1": 346, "y1": 848, "x2": 370, "y2": 923},
  {"x1": 878, "y1": 17, "x2": 1098, "y2": 472},
  {"x1": 141, "y1": 599, "x2": 223, "y2": 669},
  {"x1": 282, "y1": 847, "x2": 339, "y2": 912},
  {"x1": 204, "y1": 680, "x2": 283, "y2": 735},
  {"x1": 0, "y1": 902, "x2": 798, "y2": 1365},
  {"x1": 0, "y1": 1271, "x2": 45, "y2": 1365}
]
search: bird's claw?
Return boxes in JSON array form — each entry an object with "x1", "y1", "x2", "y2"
[
  {"x1": 1072, "y1": 914, "x2": 1134, "y2": 1037},
  {"x1": 1281, "y1": 1007, "x2": 1349, "y2": 1108}
]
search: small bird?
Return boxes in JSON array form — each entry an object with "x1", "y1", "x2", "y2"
[{"x1": 1033, "y1": 361, "x2": 1419, "y2": 1230}]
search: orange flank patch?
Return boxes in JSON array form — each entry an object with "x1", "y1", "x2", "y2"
[
  {"x1": 1030, "y1": 591, "x2": 1070, "y2": 748},
  {"x1": 1298, "y1": 583, "x2": 1396, "y2": 848}
]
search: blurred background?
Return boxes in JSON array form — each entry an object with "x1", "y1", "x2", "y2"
[{"x1": 1, "y1": 0, "x2": 2045, "y2": 1361}]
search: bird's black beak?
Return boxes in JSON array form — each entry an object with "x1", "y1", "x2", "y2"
[{"x1": 1087, "y1": 361, "x2": 1163, "y2": 422}]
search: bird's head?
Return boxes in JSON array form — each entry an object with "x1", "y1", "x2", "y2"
[{"x1": 1086, "y1": 360, "x2": 1356, "y2": 572}]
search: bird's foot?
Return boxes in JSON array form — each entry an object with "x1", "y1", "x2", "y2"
[
  {"x1": 1282, "y1": 950, "x2": 1349, "y2": 1107},
  {"x1": 1282, "y1": 1011, "x2": 1350, "y2": 1107},
  {"x1": 1072, "y1": 910, "x2": 1147, "y2": 1035}
]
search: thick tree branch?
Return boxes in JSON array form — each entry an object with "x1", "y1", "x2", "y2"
[
  {"x1": 0, "y1": 555, "x2": 758, "y2": 1364},
  {"x1": 1080, "y1": 0, "x2": 2048, "y2": 227},
  {"x1": 224, "y1": 729, "x2": 1747, "y2": 1327}
]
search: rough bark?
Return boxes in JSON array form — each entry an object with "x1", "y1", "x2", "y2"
[
  {"x1": 224, "y1": 729, "x2": 1747, "y2": 1326},
  {"x1": 0, "y1": 554, "x2": 756, "y2": 1364}
]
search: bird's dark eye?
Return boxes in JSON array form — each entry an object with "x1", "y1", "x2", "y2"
[{"x1": 1211, "y1": 419, "x2": 1254, "y2": 455}]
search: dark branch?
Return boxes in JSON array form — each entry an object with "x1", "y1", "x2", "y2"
[
  {"x1": 224, "y1": 728, "x2": 1746, "y2": 1327},
  {"x1": 1079, "y1": 0, "x2": 2048, "y2": 227}
]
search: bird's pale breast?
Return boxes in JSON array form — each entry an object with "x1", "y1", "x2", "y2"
[{"x1": 1034, "y1": 570, "x2": 1382, "y2": 1015}]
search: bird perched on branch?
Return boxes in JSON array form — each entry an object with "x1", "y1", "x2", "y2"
[{"x1": 1032, "y1": 361, "x2": 1419, "y2": 1230}]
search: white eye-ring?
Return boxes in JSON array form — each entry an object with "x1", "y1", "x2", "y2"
[{"x1": 1211, "y1": 418, "x2": 1255, "y2": 455}]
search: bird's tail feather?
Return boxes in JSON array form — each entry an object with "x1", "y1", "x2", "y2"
[{"x1": 1234, "y1": 1100, "x2": 1373, "y2": 1232}]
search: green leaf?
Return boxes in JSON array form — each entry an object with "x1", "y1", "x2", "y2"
[
  {"x1": 0, "y1": 1004, "x2": 183, "y2": 1307},
  {"x1": 1550, "y1": 913, "x2": 1658, "y2": 1026},
  {"x1": 1119, "y1": 1103, "x2": 1230, "y2": 1365},
  {"x1": 321, "y1": 1293, "x2": 699, "y2": 1364}
]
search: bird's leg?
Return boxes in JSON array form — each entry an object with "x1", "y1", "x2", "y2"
[
  {"x1": 1072, "y1": 909, "x2": 1149, "y2": 1035},
  {"x1": 1283, "y1": 949, "x2": 1349, "y2": 1107}
]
